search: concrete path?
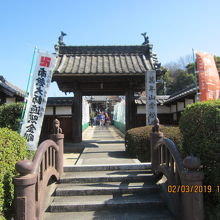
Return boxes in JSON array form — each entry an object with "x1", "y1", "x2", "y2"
[{"x1": 68, "y1": 125, "x2": 140, "y2": 166}]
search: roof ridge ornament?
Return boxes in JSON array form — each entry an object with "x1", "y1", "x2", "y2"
[
  {"x1": 141, "y1": 32, "x2": 149, "y2": 45},
  {"x1": 58, "y1": 31, "x2": 67, "y2": 46},
  {"x1": 54, "y1": 31, "x2": 67, "y2": 52},
  {"x1": 0, "y1": 75, "x2": 6, "y2": 83},
  {"x1": 140, "y1": 33, "x2": 161, "y2": 70}
]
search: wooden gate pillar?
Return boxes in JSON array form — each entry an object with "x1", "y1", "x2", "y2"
[
  {"x1": 72, "y1": 91, "x2": 82, "y2": 142},
  {"x1": 125, "y1": 85, "x2": 135, "y2": 131}
]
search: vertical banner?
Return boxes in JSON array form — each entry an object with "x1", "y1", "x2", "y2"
[
  {"x1": 145, "y1": 70, "x2": 157, "y2": 125},
  {"x1": 196, "y1": 52, "x2": 220, "y2": 101},
  {"x1": 20, "y1": 51, "x2": 56, "y2": 150}
]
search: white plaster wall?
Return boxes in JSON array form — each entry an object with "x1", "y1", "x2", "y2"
[
  {"x1": 177, "y1": 102, "x2": 184, "y2": 112},
  {"x1": 56, "y1": 106, "x2": 72, "y2": 115},
  {"x1": 185, "y1": 98, "x2": 194, "y2": 106},
  {"x1": 157, "y1": 105, "x2": 170, "y2": 114},
  {"x1": 113, "y1": 100, "x2": 125, "y2": 123},
  {"x1": 137, "y1": 105, "x2": 170, "y2": 114},
  {"x1": 82, "y1": 98, "x2": 90, "y2": 125},
  {"x1": 137, "y1": 106, "x2": 145, "y2": 114},
  {"x1": 45, "y1": 107, "x2": 53, "y2": 115},
  {"x1": 171, "y1": 104, "x2": 177, "y2": 113},
  {"x1": 6, "y1": 97, "x2": 16, "y2": 103}
]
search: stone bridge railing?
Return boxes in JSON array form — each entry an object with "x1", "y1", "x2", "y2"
[
  {"x1": 13, "y1": 119, "x2": 64, "y2": 220},
  {"x1": 151, "y1": 119, "x2": 204, "y2": 220}
]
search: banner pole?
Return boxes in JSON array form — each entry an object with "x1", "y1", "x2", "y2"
[
  {"x1": 19, "y1": 46, "x2": 37, "y2": 131},
  {"x1": 192, "y1": 48, "x2": 200, "y2": 102}
]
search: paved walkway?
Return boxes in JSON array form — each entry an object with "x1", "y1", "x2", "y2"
[{"x1": 64, "y1": 125, "x2": 140, "y2": 166}]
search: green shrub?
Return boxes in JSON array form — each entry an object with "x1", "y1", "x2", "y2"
[
  {"x1": 0, "y1": 128, "x2": 28, "y2": 219},
  {"x1": 179, "y1": 100, "x2": 220, "y2": 220},
  {"x1": 125, "y1": 125, "x2": 182, "y2": 162},
  {"x1": 0, "y1": 103, "x2": 23, "y2": 131}
]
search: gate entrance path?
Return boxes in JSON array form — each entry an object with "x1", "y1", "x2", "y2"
[
  {"x1": 44, "y1": 126, "x2": 173, "y2": 220},
  {"x1": 75, "y1": 125, "x2": 140, "y2": 165}
]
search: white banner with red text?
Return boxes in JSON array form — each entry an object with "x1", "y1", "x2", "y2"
[{"x1": 20, "y1": 51, "x2": 56, "y2": 150}]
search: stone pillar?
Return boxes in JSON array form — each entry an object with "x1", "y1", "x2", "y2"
[
  {"x1": 145, "y1": 70, "x2": 157, "y2": 125},
  {"x1": 13, "y1": 161, "x2": 37, "y2": 220},
  {"x1": 181, "y1": 156, "x2": 204, "y2": 220},
  {"x1": 150, "y1": 119, "x2": 164, "y2": 173},
  {"x1": 50, "y1": 133, "x2": 64, "y2": 176},
  {"x1": 125, "y1": 86, "x2": 135, "y2": 131},
  {"x1": 72, "y1": 91, "x2": 82, "y2": 142}
]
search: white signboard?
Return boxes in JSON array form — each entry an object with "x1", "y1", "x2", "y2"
[
  {"x1": 20, "y1": 51, "x2": 56, "y2": 150},
  {"x1": 145, "y1": 70, "x2": 157, "y2": 125}
]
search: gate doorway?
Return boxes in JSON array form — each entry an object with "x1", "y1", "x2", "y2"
[{"x1": 52, "y1": 44, "x2": 160, "y2": 142}]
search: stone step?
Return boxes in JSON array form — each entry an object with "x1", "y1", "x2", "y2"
[
  {"x1": 49, "y1": 194, "x2": 165, "y2": 212},
  {"x1": 64, "y1": 163, "x2": 151, "y2": 172},
  {"x1": 55, "y1": 182, "x2": 159, "y2": 196},
  {"x1": 44, "y1": 208, "x2": 174, "y2": 220},
  {"x1": 59, "y1": 170, "x2": 155, "y2": 183}
]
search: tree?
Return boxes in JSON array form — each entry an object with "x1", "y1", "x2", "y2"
[
  {"x1": 0, "y1": 103, "x2": 23, "y2": 131},
  {"x1": 163, "y1": 55, "x2": 195, "y2": 94},
  {"x1": 164, "y1": 69, "x2": 194, "y2": 94}
]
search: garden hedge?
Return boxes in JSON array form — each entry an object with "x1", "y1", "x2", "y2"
[
  {"x1": 0, "y1": 102, "x2": 23, "y2": 131},
  {"x1": 0, "y1": 128, "x2": 28, "y2": 219},
  {"x1": 125, "y1": 125, "x2": 182, "y2": 162},
  {"x1": 179, "y1": 100, "x2": 220, "y2": 220}
]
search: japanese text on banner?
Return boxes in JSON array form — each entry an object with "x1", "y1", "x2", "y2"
[
  {"x1": 20, "y1": 51, "x2": 56, "y2": 150},
  {"x1": 196, "y1": 52, "x2": 220, "y2": 101}
]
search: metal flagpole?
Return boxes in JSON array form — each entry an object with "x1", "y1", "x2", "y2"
[
  {"x1": 19, "y1": 46, "x2": 37, "y2": 131},
  {"x1": 192, "y1": 48, "x2": 200, "y2": 102}
]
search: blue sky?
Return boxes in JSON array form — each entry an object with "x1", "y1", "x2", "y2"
[{"x1": 0, "y1": 0, "x2": 219, "y2": 96}]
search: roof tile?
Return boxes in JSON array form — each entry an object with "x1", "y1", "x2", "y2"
[
  {"x1": 103, "y1": 56, "x2": 110, "y2": 73},
  {"x1": 54, "y1": 45, "x2": 155, "y2": 75},
  {"x1": 91, "y1": 56, "x2": 97, "y2": 74},
  {"x1": 84, "y1": 56, "x2": 92, "y2": 74},
  {"x1": 78, "y1": 56, "x2": 86, "y2": 74}
]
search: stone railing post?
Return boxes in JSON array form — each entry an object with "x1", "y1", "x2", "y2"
[
  {"x1": 150, "y1": 118, "x2": 164, "y2": 173},
  {"x1": 13, "y1": 119, "x2": 64, "y2": 220},
  {"x1": 13, "y1": 160, "x2": 37, "y2": 220},
  {"x1": 181, "y1": 156, "x2": 204, "y2": 220},
  {"x1": 50, "y1": 119, "x2": 64, "y2": 176}
]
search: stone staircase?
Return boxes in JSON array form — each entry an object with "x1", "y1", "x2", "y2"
[{"x1": 44, "y1": 163, "x2": 174, "y2": 220}]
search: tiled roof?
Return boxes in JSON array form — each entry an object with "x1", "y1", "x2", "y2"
[
  {"x1": 0, "y1": 76, "x2": 25, "y2": 97},
  {"x1": 163, "y1": 85, "x2": 197, "y2": 104},
  {"x1": 53, "y1": 45, "x2": 157, "y2": 76},
  {"x1": 47, "y1": 97, "x2": 73, "y2": 106}
]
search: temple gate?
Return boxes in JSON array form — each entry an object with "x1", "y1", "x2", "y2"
[{"x1": 52, "y1": 37, "x2": 161, "y2": 142}]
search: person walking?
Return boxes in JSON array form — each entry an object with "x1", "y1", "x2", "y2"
[
  {"x1": 90, "y1": 117, "x2": 94, "y2": 127},
  {"x1": 100, "y1": 112, "x2": 105, "y2": 127},
  {"x1": 90, "y1": 111, "x2": 95, "y2": 127},
  {"x1": 93, "y1": 115, "x2": 97, "y2": 126}
]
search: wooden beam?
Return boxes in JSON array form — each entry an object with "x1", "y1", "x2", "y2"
[
  {"x1": 125, "y1": 85, "x2": 135, "y2": 131},
  {"x1": 52, "y1": 75, "x2": 145, "y2": 93},
  {"x1": 72, "y1": 92, "x2": 82, "y2": 143}
]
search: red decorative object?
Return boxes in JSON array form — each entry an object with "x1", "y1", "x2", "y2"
[{"x1": 40, "y1": 56, "x2": 51, "y2": 67}]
